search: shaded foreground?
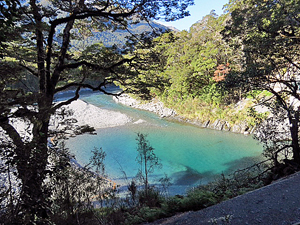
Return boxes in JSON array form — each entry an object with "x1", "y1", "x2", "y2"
[{"x1": 148, "y1": 172, "x2": 300, "y2": 225}]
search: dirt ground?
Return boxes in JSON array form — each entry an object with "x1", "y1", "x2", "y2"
[{"x1": 148, "y1": 172, "x2": 300, "y2": 225}]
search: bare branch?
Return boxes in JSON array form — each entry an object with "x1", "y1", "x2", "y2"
[
  {"x1": 0, "y1": 116, "x2": 24, "y2": 150},
  {"x1": 51, "y1": 19, "x2": 75, "y2": 88},
  {"x1": 49, "y1": 6, "x2": 138, "y2": 28},
  {"x1": 19, "y1": 63, "x2": 38, "y2": 77},
  {"x1": 52, "y1": 81, "x2": 124, "y2": 111},
  {"x1": 283, "y1": 55, "x2": 300, "y2": 70},
  {"x1": 52, "y1": 86, "x2": 81, "y2": 111},
  {"x1": 60, "y1": 57, "x2": 134, "y2": 71}
]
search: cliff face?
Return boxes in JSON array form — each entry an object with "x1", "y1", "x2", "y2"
[{"x1": 113, "y1": 94, "x2": 254, "y2": 134}]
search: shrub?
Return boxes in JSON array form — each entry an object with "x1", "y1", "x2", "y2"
[
  {"x1": 182, "y1": 190, "x2": 218, "y2": 211},
  {"x1": 138, "y1": 188, "x2": 162, "y2": 207}
]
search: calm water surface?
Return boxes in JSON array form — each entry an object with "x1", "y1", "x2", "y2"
[{"x1": 64, "y1": 90, "x2": 263, "y2": 195}]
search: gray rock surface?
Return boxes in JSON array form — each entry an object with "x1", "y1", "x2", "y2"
[{"x1": 148, "y1": 172, "x2": 300, "y2": 225}]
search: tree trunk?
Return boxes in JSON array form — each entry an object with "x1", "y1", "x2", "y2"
[
  {"x1": 289, "y1": 110, "x2": 300, "y2": 164},
  {"x1": 144, "y1": 154, "x2": 148, "y2": 195},
  {"x1": 15, "y1": 96, "x2": 53, "y2": 223}
]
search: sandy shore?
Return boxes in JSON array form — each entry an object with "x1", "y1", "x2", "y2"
[
  {"x1": 0, "y1": 100, "x2": 132, "y2": 140},
  {"x1": 54, "y1": 99, "x2": 132, "y2": 129}
]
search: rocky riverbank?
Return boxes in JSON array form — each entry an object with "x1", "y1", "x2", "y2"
[
  {"x1": 113, "y1": 94, "x2": 176, "y2": 118},
  {"x1": 174, "y1": 117, "x2": 253, "y2": 134},
  {"x1": 113, "y1": 94, "x2": 254, "y2": 134}
]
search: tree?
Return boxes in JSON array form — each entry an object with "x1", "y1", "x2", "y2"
[
  {"x1": 0, "y1": 0, "x2": 21, "y2": 53},
  {"x1": 223, "y1": 0, "x2": 300, "y2": 165},
  {"x1": 135, "y1": 133, "x2": 161, "y2": 196},
  {"x1": 0, "y1": 0, "x2": 194, "y2": 223}
]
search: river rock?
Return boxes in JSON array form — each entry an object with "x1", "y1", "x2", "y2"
[
  {"x1": 209, "y1": 119, "x2": 220, "y2": 130},
  {"x1": 201, "y1": 120, "x2": 210, "y2": 128},
  {"x1": 231, "y1": 122, "x2": 249, "y2": 134},
  {"x1": 231, "y1": 124, "x2": 242, "y2": 133},
  {"x1": 222, "y1": 121, "x2": 231, "y2": 131},
  {"x1": 216, "y1": 120, "x2": 224, "y2": 131}
]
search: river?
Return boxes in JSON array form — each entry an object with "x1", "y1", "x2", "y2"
[{"x1": 62, "y1": 89, "x2": 263, "y2": 195}]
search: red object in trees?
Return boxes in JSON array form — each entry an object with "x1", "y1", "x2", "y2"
[{"x1": 213, "y1": 63, "x2": 230, "y2": 82}]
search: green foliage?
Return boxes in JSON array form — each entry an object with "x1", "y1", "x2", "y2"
[
  {"x1": 246, "y1": 90, "x2": 273, "y2": 99},
  {"x1": 198, "y1": 83, "x2": 226, "y2": 106},
  {"x1": 138, "y1": 188, "x2": 162, "y2": 208},
  {"x1": 181, "y1": 190, "x2": 218, "y2": 211},
  {"x1": 247, "y1": 108, "x2": 269, "y2": 127},
  {"x1": 135, "y1": 133, "x2": 162, "y2": 193},
  {"x1": 128, "y1": 11, "x2": 234, "y2": 102},
  {"x1": 48, "y1": 144, "x2": 113, "y2": 224},
  {"x1": 0, "y1": 0, "x2": 22, "y2": 52},
  {"x1": 162, "y1": 94, "x2": 259, "y2": 129}
]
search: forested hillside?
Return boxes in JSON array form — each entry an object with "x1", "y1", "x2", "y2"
[
  {"x1": 3, "y1": 20, "x2": 170, "y2": 93},
  {"x1": 126, "y1": 10, "x2": 256, "y2": 128}
]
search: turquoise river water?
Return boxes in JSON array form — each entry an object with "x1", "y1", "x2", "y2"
[{"x1": 62, "y1": 90, "x2": 263, "y2": 195}]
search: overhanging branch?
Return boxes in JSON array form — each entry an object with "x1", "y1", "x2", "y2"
[
  {"x1": 19, "y1": 63, "x2": 38, "y2": 77},
  {"x1": 50, "y1": 6, "x2": 138, "y2": 28},
  {"x1": 52, "y1": 81, "x2": 124, "y2": 111},
  {"x1": 52, "y1": 86, "x2": 81, "y2": 111},
  {"x1": 60, "y1": 57, "x2": 135, "y2": 71}
]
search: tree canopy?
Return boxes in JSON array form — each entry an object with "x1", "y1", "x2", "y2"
[{"x1": 223, "y1": 0, "x2": 300, "y2": 165}]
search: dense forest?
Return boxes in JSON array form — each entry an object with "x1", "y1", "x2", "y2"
[{"x1": 0, "y1": 0, "x2": 300, "y2": 224}]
